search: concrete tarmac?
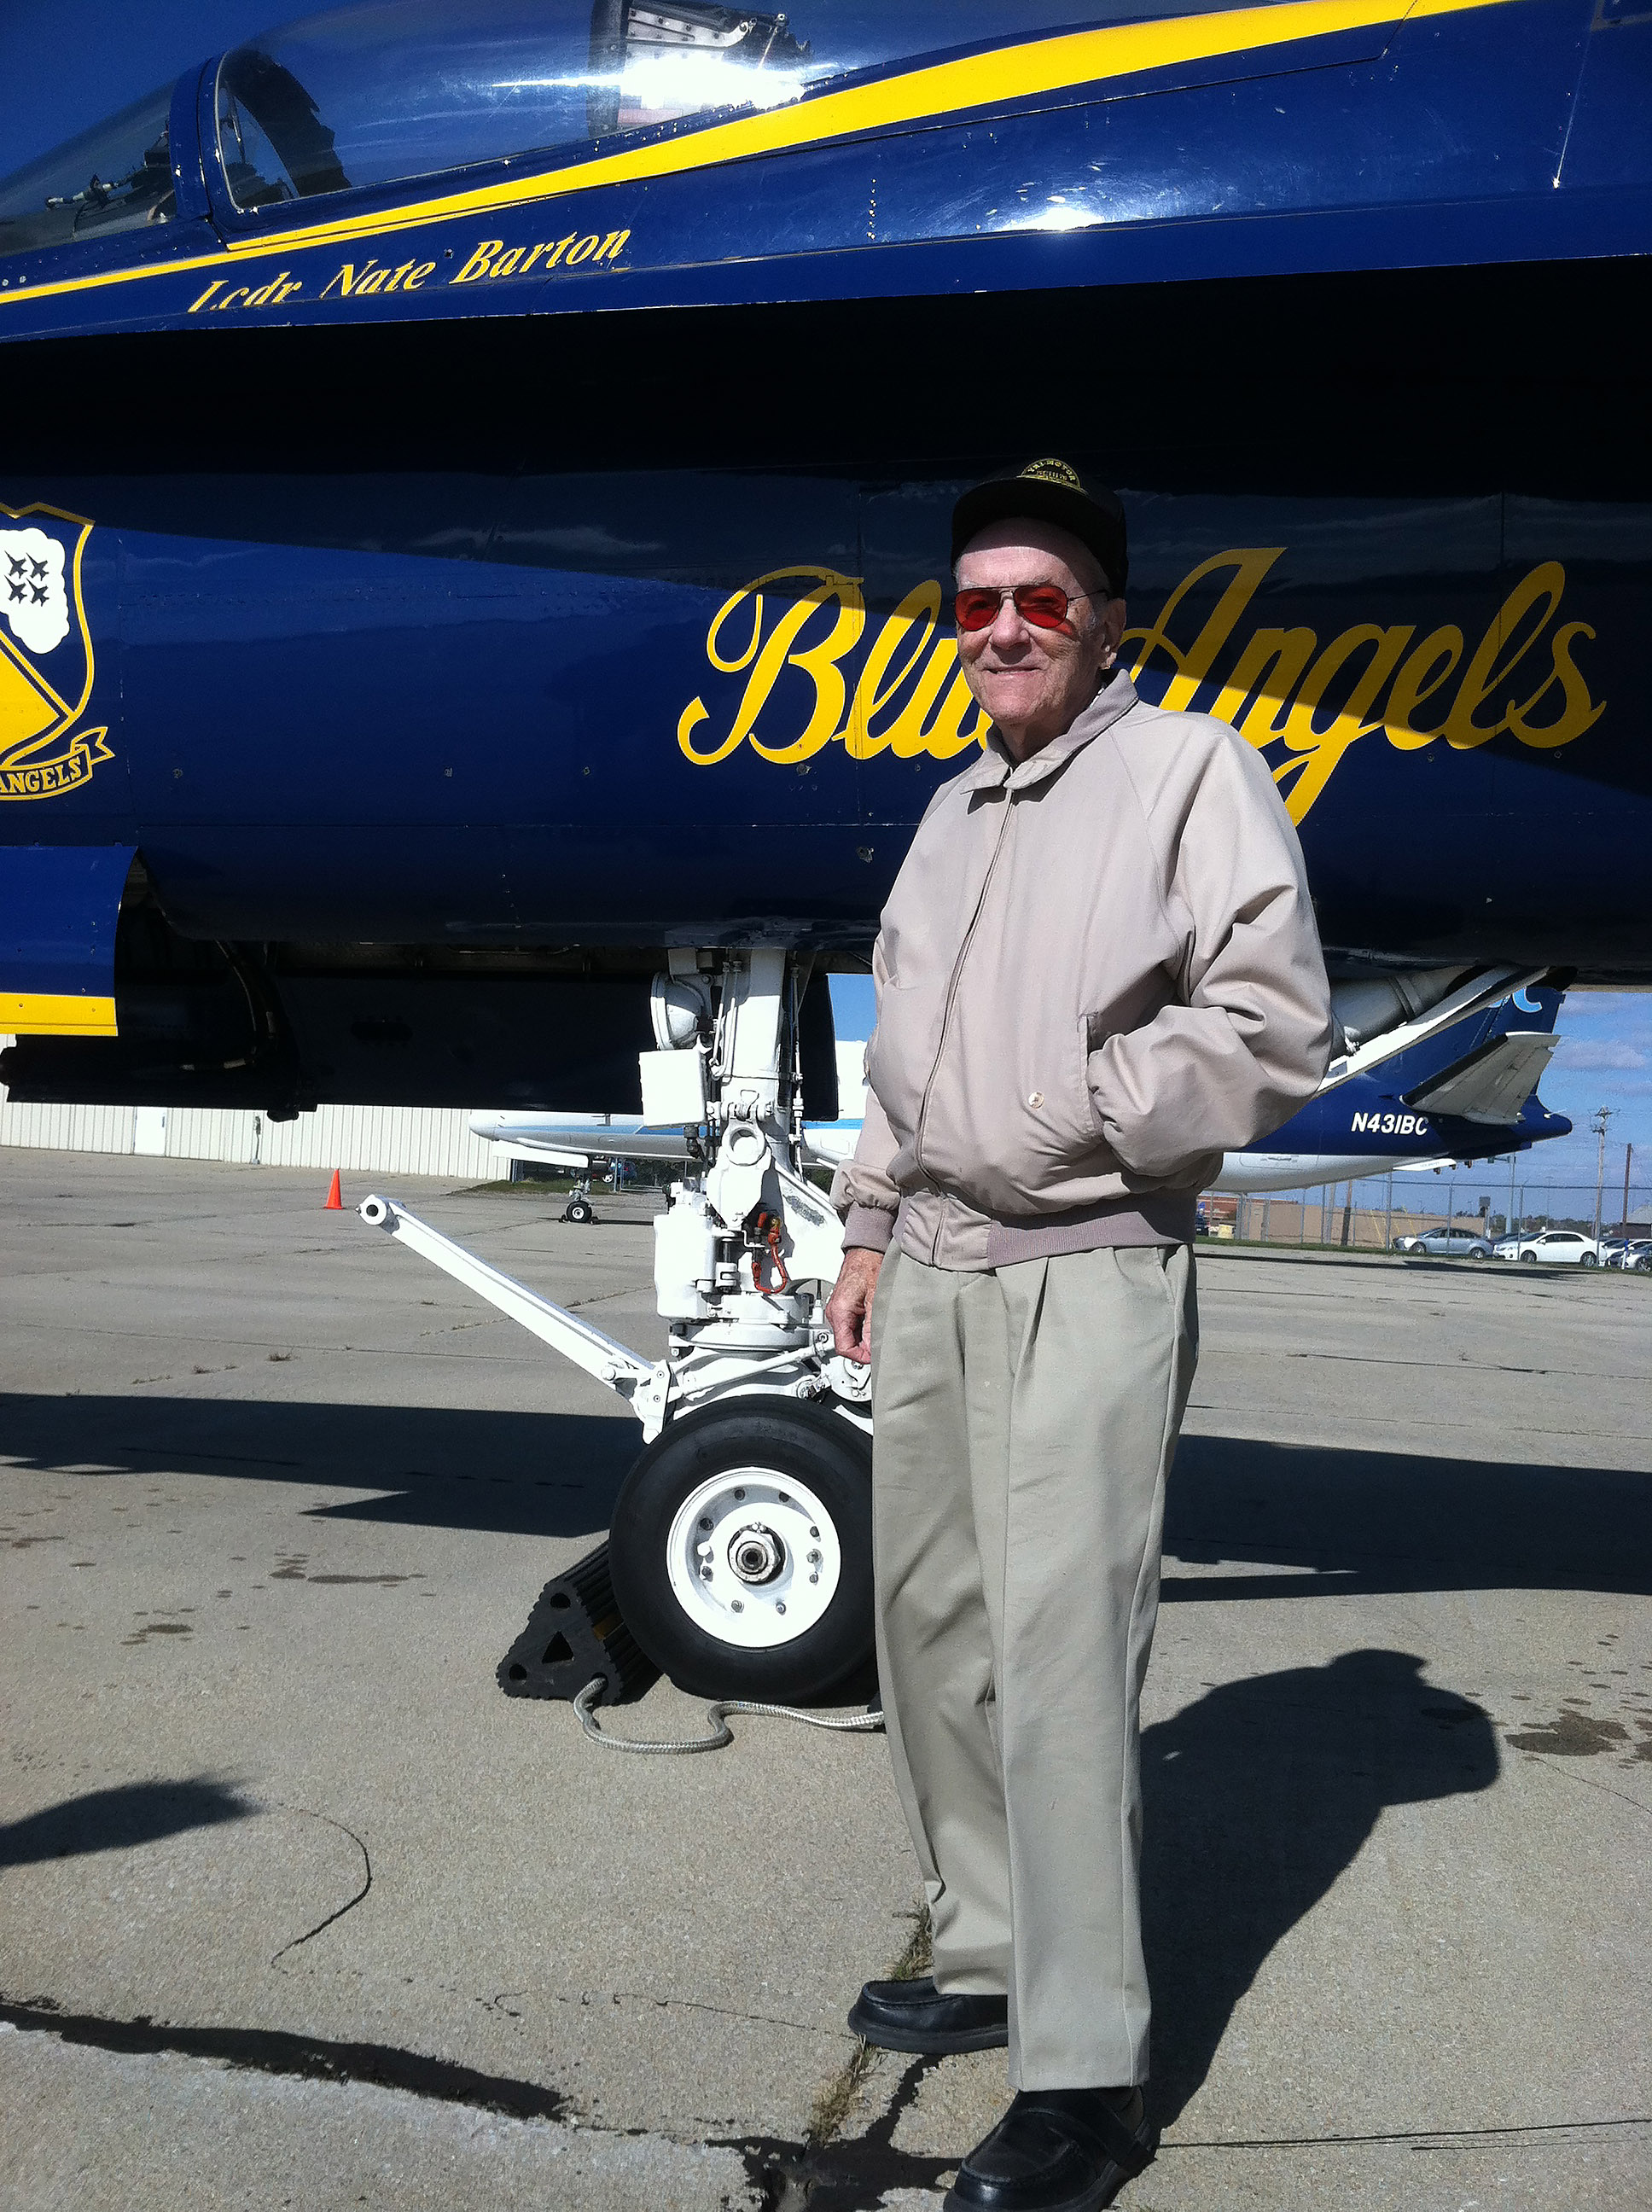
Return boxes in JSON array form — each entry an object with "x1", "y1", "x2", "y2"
[{"x1": 2, "y1": 1151, "x2": 1648, "y2": 2210}]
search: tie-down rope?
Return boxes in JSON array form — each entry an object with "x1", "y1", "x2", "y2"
[{"x1": 573, "y1": 1676, "x2": 885, "y2": 1754}]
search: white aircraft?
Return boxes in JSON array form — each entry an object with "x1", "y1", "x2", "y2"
[{"x1": 471, "y1": 988, "x2": 1570, "y2": 1197}]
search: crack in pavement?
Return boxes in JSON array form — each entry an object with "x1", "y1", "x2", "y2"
[
  {"x1": 1521, "y1": 1751, "x2": 1652, "y2": 1821},
  {"x1": 265, "y1": 1804, "x2": 373, "y2": 1967},
  {"x1": 603, "y1": 1990, "x2": 837, "y2": 2038},
  {"x1": 712, "y1": 1906, "x2": 941, "y2": 2211},
  {"x1": 1162, "y1": 2114, "x2": 1652, "y2": 2149},
  {"x1": 6, "y1": 1990, "x2": 1642, "y2": 2194}
]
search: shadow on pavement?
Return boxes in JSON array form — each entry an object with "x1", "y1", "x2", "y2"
[
  {"x1": 0, "y1": 1394, "x2": 637, "y2": 1539},
  {"x1": 728, "y1": 1653, "x2": 1498, "y2": 2208},
  {"x1": 5, "y1": 1399, "x2": 1648, "y2": 1592},
  {"x1": 1143, "y1": 1649, "x2": 1498, "y2": 2126},
  {"x1": 1164, "y1": 1434, "x2": 1652, "y2": 1598},
  {"x1": 0, "y1": 1997, "x2": 567, "y2": 2121},
  {"x1": 0, "y1": 1778, "x2": 253, "y2": 1869}
]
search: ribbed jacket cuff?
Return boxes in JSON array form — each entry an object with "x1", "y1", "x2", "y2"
[{"x1": 842, "y1": 1202, "x2": 896, "y2": 1254}]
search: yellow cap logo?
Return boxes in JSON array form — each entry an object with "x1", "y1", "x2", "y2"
[{"x1": 1019, "y1": 458, "x2": 1084, "y2": 490}]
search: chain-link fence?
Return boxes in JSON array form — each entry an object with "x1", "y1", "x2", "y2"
[{"x1": 1202, "y1": 1172, "x2": 1652, "y2": 1252}]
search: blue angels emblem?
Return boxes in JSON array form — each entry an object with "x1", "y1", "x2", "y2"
[{"x1": 0, "y1": 499, "x2": 110, "y2": 802}]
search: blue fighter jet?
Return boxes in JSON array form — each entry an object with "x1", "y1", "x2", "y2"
[
  {"x1": 0, "y1": 0, "x2": 1646, "y2": 1123},
  {"x1": 0, "y1": 3, "x2": 1644, "y2": 1695}
]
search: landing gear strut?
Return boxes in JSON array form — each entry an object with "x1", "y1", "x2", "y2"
[{"x1": 360, "y1": 949, "x2": 874, "y2": 1703}]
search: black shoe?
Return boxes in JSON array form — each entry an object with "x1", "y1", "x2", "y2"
[
  {"x1": 847, "y1": 1975, "x2": 1009, "y2": 2054},
  {"x1": 945, "y1": 2086, "x2": 1157, "y2": 2211}
]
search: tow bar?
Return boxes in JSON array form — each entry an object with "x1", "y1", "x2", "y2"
[{"x1": 358, "y1": 1193, "x2": 669, "y2": 1435}]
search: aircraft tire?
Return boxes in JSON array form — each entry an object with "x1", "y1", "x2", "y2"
[
  {"x1": 564, "y1": 1197, "x2": 595, "y2": 1225},
  {"x1": 608, "y1": 1399, "x2": 874, "y2": 1703}
]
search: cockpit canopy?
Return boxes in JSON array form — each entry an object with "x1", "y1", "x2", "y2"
[
  {"x1": 0, "y1": 0, "x2": 1253, "y2": 255},
  {"x1": 215, "y1": 0, "x2": 816, "y2": 212},
  {"x1": 0, "y1": 85, "x2": 176, "y2": 257}
]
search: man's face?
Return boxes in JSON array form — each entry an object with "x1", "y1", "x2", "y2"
[{"x1": 955, "y1": 519, "x2": 1127, "y2": 756}]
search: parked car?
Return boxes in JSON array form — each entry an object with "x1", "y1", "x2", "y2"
[
  {"x1": 1606, "y1": 1238, "x2": 1652, "y2": 1272},
  {"x1": 1493, "y1": 1228, "x2": 1608, "y2": 1265},
  {"x1": 1393, "y1": 1226, "x2": 1493, "y2": 1259}
]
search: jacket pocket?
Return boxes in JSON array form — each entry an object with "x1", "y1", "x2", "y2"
[
  {"x1": 988, "y1": 1016, "x2": 1114, "y2": 1202},
  {"x1": 1073, "y1": 1015, "x2": 1105, "y2": 1144}
]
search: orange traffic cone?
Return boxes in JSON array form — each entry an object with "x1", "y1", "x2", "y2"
[{"x1": 323, "y1": 1169, "x2": 342, "y2": 1210}]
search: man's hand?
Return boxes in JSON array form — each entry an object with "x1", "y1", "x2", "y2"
[{"x1": 825, "y1": 1247, "x2": 884, "y2": 1365}]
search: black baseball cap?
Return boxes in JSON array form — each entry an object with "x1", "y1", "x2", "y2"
[{"x1": 951, "y1": 458, "x2": 1128, "y2": 595}]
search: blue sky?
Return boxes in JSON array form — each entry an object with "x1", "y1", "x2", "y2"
[
  {"x1": 829, "y1": 975, "x2": 1650, "y2": 1203},
  {"x1": 1541, "y1": 991, "x2": 1651, "y2": 1194}
]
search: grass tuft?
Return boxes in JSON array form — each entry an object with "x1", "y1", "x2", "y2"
[{"x1": 805, "y1": 1902, "x2": 932, "y2": 2151}]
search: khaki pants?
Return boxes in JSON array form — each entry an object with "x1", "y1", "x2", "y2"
[{"x1": 870, "y1": 1242, "x2": 1198, "y2": 2089}]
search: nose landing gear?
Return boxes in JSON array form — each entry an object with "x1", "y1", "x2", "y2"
[{"x1": 361, "y1": 948, "x2": 875, "y2": 1706}]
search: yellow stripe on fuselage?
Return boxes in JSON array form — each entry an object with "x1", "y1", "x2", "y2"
[
  {"x1": 0, "y1": 992, "x2": 118, "y2": 1035},
  {"x1": 0, "y1": 0, "x2": 1524, "y2": 312}
]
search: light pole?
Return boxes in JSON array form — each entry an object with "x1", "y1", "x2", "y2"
[
  {"x1": 1621, "y1": 1141, "x2": 1634, "y2": 1240},
  {"x1": 1591, "y1": 1106, "x2": 1614, "y2": 1248}
]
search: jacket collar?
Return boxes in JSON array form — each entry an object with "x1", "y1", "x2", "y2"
[{"x1": 961, "y1": 668, "x2": 1141, "y2": 794}]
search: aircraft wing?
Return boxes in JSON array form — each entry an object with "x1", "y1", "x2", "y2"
[
  {"x1": 1404, "y1": 1032, "x2": 1560, "y2": 1126},
  {"x1": 471, "y1": 1112, "x2": 859, "y2": 1170},
  {"x1": 470, "y1": 1115, "x2": 694, "y2": 1164}
]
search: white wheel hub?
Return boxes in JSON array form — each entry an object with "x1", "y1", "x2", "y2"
[{"x1": 666, "y1": 1466, "x2": 841, "y2": 1648}]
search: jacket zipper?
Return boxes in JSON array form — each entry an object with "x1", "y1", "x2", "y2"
[{"x1": 913, "y1": 790, "x2": 1017, "y2": 1186}]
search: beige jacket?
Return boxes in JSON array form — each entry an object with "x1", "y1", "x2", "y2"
[{"x1": 832, "y1": 671, "x2": 1334, "y2": 1270}]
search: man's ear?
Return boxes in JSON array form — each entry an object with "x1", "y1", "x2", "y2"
[{"x1": 1098, "y1": 595, "x2": 1127, "y2": 667}]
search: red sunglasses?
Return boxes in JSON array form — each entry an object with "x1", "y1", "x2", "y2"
[{"x1": 953, "y1": 583, "x2": 1108, "y2": 632}]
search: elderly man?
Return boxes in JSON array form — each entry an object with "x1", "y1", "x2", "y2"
[{"x1": 825, "y1": 460, "x2": 1333, "y2": 2212}]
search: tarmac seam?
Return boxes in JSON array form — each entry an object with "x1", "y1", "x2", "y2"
[
  {"x1": 2, "y1": 1320, "x2": 560, "y2": 1364},
  {"x1": 1282, "y1": 1351, "x2": 1650, "y2": 1381},
  {"x1": 1187, "y1": 1406, "x2": 1650, "y2": 1441}
]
